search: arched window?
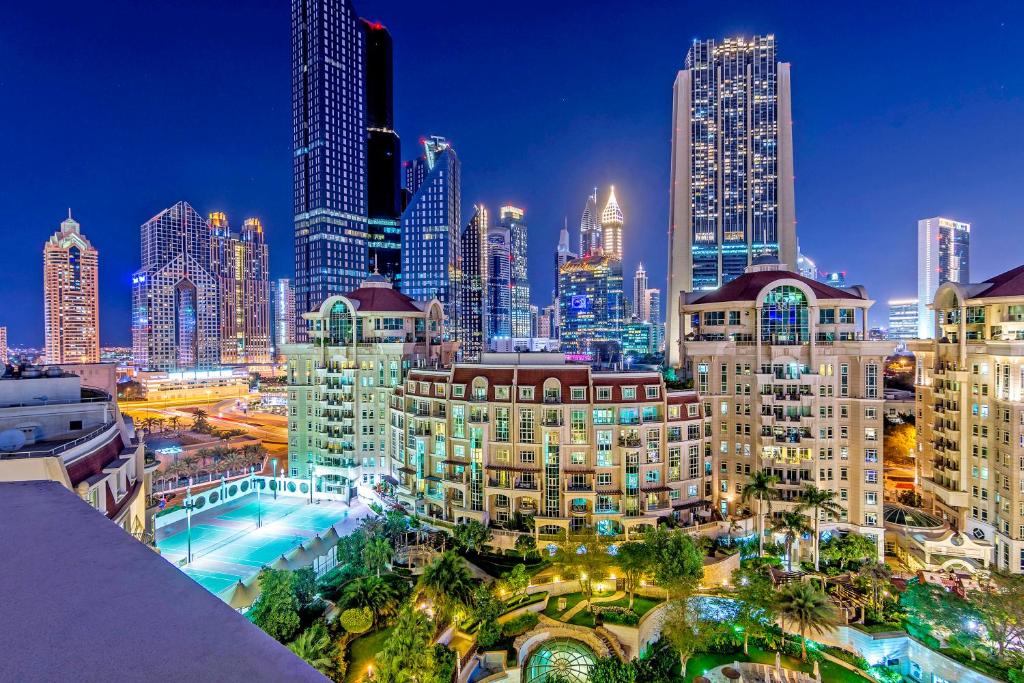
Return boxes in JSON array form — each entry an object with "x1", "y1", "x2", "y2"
[
  {"x1": 471, "y1": 377, "x2": 488, "y2": 401},
  {"x1": 761, "y1": 286, "x2": 809, "y2": 345},
  {"x1": 543, "y1": 378, "x2": 561, "y2": 403},
  {"x1": 328, "y1": 301, "x2": 354, "y2": 346}
]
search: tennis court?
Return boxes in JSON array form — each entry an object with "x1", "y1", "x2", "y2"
[{"x1": 156, "y1": 493, "x2": 370, "y2": 597}]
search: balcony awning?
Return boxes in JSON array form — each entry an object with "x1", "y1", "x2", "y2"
[
  {"x1": 640, "y1": 485, "x2": 671, "y2": 494},
  {"x1": 673, "y1": 499, "x2": 711, "y2": 511},
  {"x1": 485, "y1": 464, "x2": 540, "y2": 472}
]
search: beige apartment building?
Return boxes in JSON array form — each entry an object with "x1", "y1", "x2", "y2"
[
  {"x1": 44, "y1": 211, "x2": 100, "y2": 364},
  {"x1": 679, "y1": 261, "x2": 890, "y2": 555},
  {"x1": 910, "y1": 264, "x2": 1024, "y2": 572},
  {"x1": 386, "y1": 354, "x2": 709, "y2": 538},
  {"x1": 284, "y1": 274, "x2": 453, "y2": 491}
]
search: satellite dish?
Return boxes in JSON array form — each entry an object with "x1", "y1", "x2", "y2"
[{"x1": 0, "y1": 429, "x2": 26, "y2": 453}]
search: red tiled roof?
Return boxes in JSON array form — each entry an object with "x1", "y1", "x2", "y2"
[
  {"x1": 345, "y1": 286, "x2": 422, "y2": 312},
  {"x1": 688, "y1": 270, "x2": 862, "y2": 305},
  {"x1": 975, "y1": 264, "x2": 1024, "y2": 299}
]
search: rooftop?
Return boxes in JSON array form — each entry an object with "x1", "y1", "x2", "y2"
[
  {"x1": 973, "y1": 263, "x2": 1024, "y2": 299},
  {"x1": 687, "y1": 268, "x2": 863, "y2": 306},
  {"x1": 0, "y1": 481, "x2": 325, "y2": 682}
]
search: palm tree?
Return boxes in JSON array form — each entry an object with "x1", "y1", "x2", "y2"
[
  {"x1": 417, "y1": 550, "x2": 475, "y2": 625},
  {"x1": 167, "y1": 415, "x2": 181, "y2": 432},
  {"x1": 375, "y1": 605, "x2": 435, "y2": 682},
  {"x1": 151, "y1": 417, "x2": 165, "y2": 433},
  {"x1": 362, "y1": 537, "x2": 393, "y2": 578},
  {"x1": 858, "y1": 562, "x2": 892, "y2": 611},
  {"x1": 797, "y1": 485, "x2": 844, "y2": 572},
  {"x1": 180, "y1": 454, "x2": 201, "y2": 478},
  {"x1": 776, "y1": 581, "x2": 836, "y2": 661},
  {"x1": 287, "y1": 622, "x2": 334, "y2": 674},
  {"x1": 770, "y1": 510, "x2": 812, "y2": 571},
  {"x1": 342, "y1": 576, "x2": 400, "y2": 626},
  {"x1": 741, "y1": 470, "x2": 780, "y2": 556}
]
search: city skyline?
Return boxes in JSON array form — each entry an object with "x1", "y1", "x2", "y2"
[{"x1": 2, "y1": 2, "x2": 1023, "y2": 344}]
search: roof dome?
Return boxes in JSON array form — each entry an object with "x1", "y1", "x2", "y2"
[
  {"x1": 359, "y1": 272, "x2": 391, "y2": 289},
  {"x1": 600, "y1": 186, "x2": 623, "y2": 227},
  {"x1": 883, "y1": 504, "x2": 945, "y2": 529}
]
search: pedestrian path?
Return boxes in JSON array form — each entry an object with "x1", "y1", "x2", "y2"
[{"x1": 559, "y1": 590, "x2": 625, "y2": 622}]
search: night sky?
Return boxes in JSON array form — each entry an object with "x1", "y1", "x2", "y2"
[{"x1": 2, "y1": 0, "x2": 1022, "y2": 346}]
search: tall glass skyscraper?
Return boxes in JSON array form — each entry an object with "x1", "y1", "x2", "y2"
[
  {"x1": 485, "y1": 216, "x2": 512, "y2": 342},
  {"x1": 502, "y1": 206, "x2": 531, "y2": 338},
  {"x1": 557, "y1": 253, "x2": 625, "y2": 358},
  {"x1": 667, "y1": 35, "x2": 797, "y2": 365},
  {"x1": 272, "y1": 278, "x2": 296, "y2": 356},
  {"x1": 459, "y1": 205, "x2": 488, "y2": 360},
  {"x1": 210, "y1": 213, "x2": 272, "y2": 365},
  {"x1": 917, "y1": 217, "x2": 970, "y2": 339},
  {"x1": 43, "y1": 211, "x2": 100, "y2": 364},
  {"x1": 292, "y1": 0, "x2": 368, "y2": 336}
]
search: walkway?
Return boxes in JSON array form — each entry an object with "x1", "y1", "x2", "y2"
[{"x1": 559, "y1": 590, "x2": 625, "y2": 622}]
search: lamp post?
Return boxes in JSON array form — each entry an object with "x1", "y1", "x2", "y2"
[
  {"x1": 307, "y1": 458, "x2": 315, "y2": 504},
  {"x1": 185, "y1": 478, "x2": 195, "y2": 564},
  {"x1": 271, "y1": 457, "x2": 278, "y2": 500},
  {"x1": 251, "y1": 466, "x2": 261, "y2": 528}
]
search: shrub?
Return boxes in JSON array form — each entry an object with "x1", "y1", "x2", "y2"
[
  {"x1": 477, "y1": 618, "x2": 501, "y2": 648},
  {"x1": 338, "y1": 607, "x2": 373, "y2": 635},
  {"x1": 501, "y1": 613, "x2": 539, "y2": 637},
  {"x1": 596, "y1": 606, "x2": 640, "y2": 626}
]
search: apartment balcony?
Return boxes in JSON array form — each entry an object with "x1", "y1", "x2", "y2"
[
  {"x1": 565, "y1": 483, "x2": 594, "y2": 493},
  {"x1": 486, "y1": 479, "x2": 512, "y2": 490},
  {"x1": 619, "y1": 417, "x2": 640, "y2": 426},
  {"x1": 617, "y1": 436, "x2": 642, "y2": 448},
  {"x1": 542, "y1": 415, "x2": 564, "y2": 427},
  {"x1": 594, "y1": 505, "x2": 621, "y2": 515},
  {"x1": 922, "y1": 476, "x2": 969, "y2": 508},
  {"x1": 570, "y1": 503, "x2": 590, "y2": 515},
  {"x1": 514, "y1": 480, "x2": 539, "y2": 491},
  {"x1": 469, "y1": 413, "x2": 489, "y2": 424}
]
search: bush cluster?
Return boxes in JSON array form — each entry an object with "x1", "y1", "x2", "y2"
[{"x1": 500, "y1": 613, "x2": 539, "y2": 637}]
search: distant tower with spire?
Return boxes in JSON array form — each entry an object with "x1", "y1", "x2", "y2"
[
  {"x1": 579, "y1": 189, "x2": 600, "y2": 257},
  {"x1": 601, "y1": 186, "x2": 624, "y2": 261},
  {"x1": 44, "y1": 209, "x2": 100, "y2": 363}
]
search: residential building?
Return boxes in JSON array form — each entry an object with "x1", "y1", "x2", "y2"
[
  {"x1": 459, "y1": 206, "x2": 489, "y2": 360},
  {"x1": 558, "y1": 253, "x2": 625, "y2": 359},
  {"x1": 918, "y1": 217, "x2": 971, "y2": 339},
  {"x1": 910, "y1": 263, "x2": 1024, "y2": 572},
  {"x1": 43, "y1": 211, "x2": 100, "y2": 364},
  {"x1": 132, "y1": 201, "x2": 220, "y2": 371},
  {"x1": 622, "y1": 322, "x2": 654, "y2": 357},
  {"x1": 579, "y1": 190, "x2": 600, "y2": 257},
  {"x1": 210, "y1": 213, "x2": 272, "y2": 365},
  {"x1": 679, "y1": 259, "x2": 889, "y2": 558},
  {"x1": 600, "y1": 187, "x2": 624, "y2": 262},
  {"x1": 486, "y1": 215, "x2": 512, "y2": 343},
  {"x1": 284, "y1": 274, "x2": 452, "y2": 491},
  {"x1": 272, "y1": 278, "x2": 297, "y2": 356},
  {"x1": 387, "y1": 354, "x2": 709, "y2": 536},
  {"x1": 668, "y1": 35, "x2": 797, "y2": 366},
  {"x1": 888, "y1": 299, "x2": 918, "y2": 341},
  {"x1": 400, "y1": 136, "x2": 461, "y2": 334},
  {"x1": 633, "y1": 263, "x2": 649, "y2": 322},
  {"x1": 502, "y1": 206, "x2": 531, "y2": 338}
]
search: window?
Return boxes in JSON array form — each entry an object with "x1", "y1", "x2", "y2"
[
  {"x1": 839, "y1": 364, "x2": 849, "y2": 397},
  {"x1": 518, "y1": 409, "x2": 535, "y2": 443},
  {"x1": 519, "y1": 386, "x2": 535, "y2": 400},
  {"x1": 495, "y1": 386, "x2": 510, "y2": 401},
  {"x1": 866, "y1": 364, "x2": 878, "y2": 398},
  {"x1": 818, "y1": 308, "x2": 835, "y2": 325},
  {"x1": 622, "y1": 387, "x2": 636, "y2": 400},
  {"x1": 570, "y1": 387, "x2": 586, "y2": 401},
  {"x1": 597, "y1": 387, "x2": 612, "y2": 401},
  {"x1": 453, "y1": 385, "x2": 465, "y2": 398},
  {"x1": 728, "y1": 310, "x2": 741, "y2": 325},
  {"x1": 645, "y1": 385, "x2": 659, "y2": 399},
  {"x1": 703, "y1": 311, "x2": 725, "y2": 326},
  {"x1": 760, "y1": 286, "x2": 809, "y2": 344}
]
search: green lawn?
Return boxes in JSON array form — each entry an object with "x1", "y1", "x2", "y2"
[
  {"x1": 542, "y1": 592, "x2": 586, "y2": 619},
  {"x1": 684, "y1": 646, "x2": 871, "y2": 683},
  {"x1": 464, "y1": 550, "x2": 549, "y2": 579},
  {"x1": 343, "y1": 626, "x2": 394, "y2": 683}
]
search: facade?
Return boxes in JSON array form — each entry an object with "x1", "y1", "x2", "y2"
[
  {"x1": 292, "y1": 0, "x2": 368, "y2": 332},
  {"x1": 667, "y1": 34, "x2": 797, "y2": 366},
  {"x1": 555, "y1": 219, "x2": 577, "y2": 296},
  {"x1": 400, "y1": 136, "x2": 461, "y2": 333},
  {"x1": 887, "y1": 299, "x2": 918, "y2": 341},
  {"x1": 645, "y1": 288, "x2": 663, "y2": 351},
  {"x1": 917, "y1": 217, "x2": 971, "y2": 339},
  {"x1": 486, "y1": 215, "x2": 513, "y2": 342},
  {"x1": 387, "y1": 354, "x2": 709, "y2": 536},
  {"x1": 679, "y1": 261, "x2": 889, "y2": 555},
  {"x1": 558, "y1": 253, "x2": 625, "y2": 358},
  {"x1": 363, "y1": 19, "x2": 402, "y2": 285},
  {"x1": 910, "y1": 263, "x2": 1024, "y2": 572},
  {"x1": 579, "y1": 190, "x2": 600, "y2": 258},
  {"x1": 459, "y1": 206, "x2": 489, "y2": 361},
  {"x1": 797, "y1": 251, "x2": 818, "y2": 281},
  {"x1": 538, "y1": 305, "x2": 557, "y2": 340},
  {"x1": 632, "y1": 263, "x2": 649, "y2": 322},
  {"x1": 210, "y1": 214, "x2": 272, "y2": 365},
  {"x1": 43, "y1": 211, "x2": 100, "y2": 364},
  {"x1": 132, "y1": 201, "x2": 220, "y2": 371},
  {"x1": 503, "y1": 206, "x2": 532, "y2": 338},
  {"x1": 622, "y1": 322, "x2": 655, "y2": 357},
  {"x1": 284, "y1": 275, "x2": 451, "y2": 491},
  {"x1": 135, "y1": 368, "x2": 250, "y2": 401},
  {"x1": 272, "y1": 278, "x2": 297, "y2": 356}
]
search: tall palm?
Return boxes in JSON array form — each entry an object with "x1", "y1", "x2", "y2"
[
  {"x1": 417, "y1": 550, "x2": 475, "y2": 625},
  {"x1": 287, "y1": 622, "x2": 334, "y2": 674},
  {"x1": 167, "y1": 416, "x2": 181, "y2": 432},
  {"x1": 741, "y1": 470, "x2": 780, "y2": 556},
  {"x1": 363, "y1": 537, "x2": 393, "y2": 578},
  {"x1": 343, "y1": 576, "x2": 400, "y2": 626},
  {"x1": 776, "y1": 582, "x2": 836, "y2": 661},
  {"x1": 375, "y1": 605, "x2": 434, "y2": 682},
  {"x1": 797, "y1": 485, "x2": 844, "y2": 572},
  {"x1": 770, "y1": 511, "x2": 812, "y2": 571},
  {"x1": 858, "y1": 562, "x2": 892, "y2": 611}
]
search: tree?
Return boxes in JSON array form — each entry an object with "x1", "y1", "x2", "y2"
[
  {"x1": 375, "y1": 605, "x2": 436, "y2": 683},
  {"x1": 896, "y1": 490, "x2": 923, "y2": 508},
  {"x1": 642, "y1": 527, "x2": 705, "y2": 599},
  {"x1": 338, "y1": 607, "x2": 373, "y2": 636},
  {"x1": 472, "y1": 583, "x2": 503, "y2": 648},
  {"x1": 363, "y1": 537, "x2": 393, "y2": 578},
  {"x1": 819, "y1": 532, "x2": 877, "y2": 572},
  {"x1": 590, "y1": 656, "x2": 638, "y2": 683},
  {"x1": 883, "y1": 422, "x2": 917, "y2": 467},
  {"x1": 775, "y1": 581, "x2": 836, "y2": 661},
  {"x1": 167, "y1": 415, "x2": 181, "y2": 432},
  {"x1": 191, "y1": 409, "x2": 211, "y2": 433},
  {"x1": 856, "y1": 562, "x2": 892, "y2": 612},
  {"x1": 515, "y1": 533, "x2": 536, "y2": 555},
  {"x1": 499, "y1": 564, "x2": 530, "y2": 604},
  {"x1": 553, "y1": 528, "x2": 613, "y2": 612},
  {"x1": 797, "y1": 485, "x2": 844, "y2": 572},
  {"x1": 342, "y1": 576, "x2": 401, "y2": 627},
  {"x1": 417, "y1": 551, "x2": 476, "y2": 625},
  {"x1": 770, "y1": 510, "x2": 812, "y2": 571},
  {"x1": 741, "y1": 470, "x2": 780, "y2": 556},
  {"x1": 615, "y1": 542, "x2": 651, "y2": 609},
  {"x1": 454, "y1": 519, "x2": 492, "y2": 554},
  {"x1": 249, "y1": 568, "x2": 301, "y2": 643},
  {"x1": 287, "y1": 621, "x2": 335, "y2": 675},
  {"x1": 732, "y1": 566, "x2": 778, "y2": 654},
  {"x1": 971, "y1": 573, "x2": 1024, "y2": 661},
  {"x1": 660, "y1": 598, "x2": 731, "y2": 673}
]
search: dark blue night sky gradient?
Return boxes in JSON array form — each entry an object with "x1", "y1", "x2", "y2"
[{"x1": 2, "y1": 1, "x2": 1023, "y2": 345}]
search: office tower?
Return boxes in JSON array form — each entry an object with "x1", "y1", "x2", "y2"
[
  {"x1": 501, "y1": 206, "x2": 531, "y2": 338},
  {"x1": 632, "y1": 263, "x2": 649, "y2": 322},
  {"x1": 272, "y1": 278, "x2": 296, "y2": 354},
  {"x1": 363, "y1": 19, "x2": 402, "y2": 284},
  {"x1": 600, "y1": 186, "x2": 624, "y2": 261},
  {"x1": 132, "y1": 201, "x2": 220, "y2": 371},
  {"x1": 485, "y1": 217, "x2": 512, "y2": 342},
  {"x1": 0, "y1": 326, "x2": 7, "y2": 365},
  {"x1": 292, "y1": 0, "x2": 368, "y2": 335},
  {"x1": 210, "y1": 214, "x2": 272, "y2": 365},
  {"x1": 555, "y1": 219, "x2": 576, "y2": 300},
  {"x1": 529, "y1": 305, "x2": 540, "y2": 338},
  {"x1": 622, "y1": 322, "x2": 655, "y2": 357},
  {"x1": 401, "y1": 136, "x2": 461, "y2": 332},
  {"x1": 820, "y1": 271, "x2": 848, "y2": 288},
  {"x1": 579, "y1": 190, "x2": 600, "y2": 257},
  {"x1": 917, "y1": 217, "x2": 971, "y2": 339},
  {"x1": 459, "y1": 206, "x2": 489, "y2": 360},
  {"x1": 797, "y1": 250, "x2": 818, "y2": 281},
  {"x1": 558, "y1": 253, "x2": 625, "y2": 357},
  {"x1": 43, "y1": 211, "x2": 100, "y2": 364},
  {"x1": 667, "y1": 35, "x2": 797, "y2": 365},
  {"x1": 910, "y1": 263, "x2": 1024, "y2": 572},
  {"x1": 680, "y1": 260, "x2": 888, "y2": 558},
  {"x1": 537, "y1": 304, "x2": 557, "y2": 339},
  {"x1": 645, "y1": 287, "x2": 663, "y2": 351},
  {"x1": 887, "y1": 299, "x2": 918, "y2": 341}
]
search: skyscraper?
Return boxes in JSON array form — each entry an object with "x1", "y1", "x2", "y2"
[
  {"x1": 887, "y1": 299, "x2": 918, "y2": 341},
  {"x1": 43, "y1": 211, "x2": 99, "y2": 364},
  {"x1": 292, "y1": 0, "x2": 368, "y2": 335},
  {"x1": 363, "y1": 19, "x2": 402, "y2": 285},
  {"x1": 600, "y1": 186, "x2": 624, "y2": 261},
  {"x1": 558, "y1": 253, "x2": 625, "y2": 357},
  {"x1": 459, "y1": 205, "x2": 488, "y2": 360},
  {"x1": 667, "y1": 34, "x2": 797, "y2": 365},
  {"x1": 485, "y1": 215, "x2": 512, "y2": 342},
  {"x1": 917, "y1": 217, "x2": 971, "y2": 339},
  {"x1": 554, "y1": 219, "x2": 576, "y2": 299},
  {"x1": 502, "y1": 206, "x2": 531, "y2": 338},
  {"x1": 272, "y1": 278, "x2": 296, "y2": 355},
  {"x1": 820, "y1": 271, "x2": 848, "y2": 288},
  {"x1": 211, "y1": 214, "x2": 272, "y2": 365},
  {"x1": 401, "y1": 136, "x2": 461, "y2": 332},
  {"x1": 632, "y1": 263, "x2": 648, "y2": 322},
  {"x1": 797, "y1": 250, "x2": 818, "y2": 281},
  {"x1": 132, "y1": 201, "x2": 220, "y2": 371},
  {"x1": 579, "y1": 190, "x2": 600, "y2": 257}
]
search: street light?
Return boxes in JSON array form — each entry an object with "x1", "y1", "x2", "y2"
[
  {"x1": 185, "y1": 478, "x2": 196, "y2": 564},
  {"x1": 307, "y1": 457, "x2": 315, "y2": 504},
  {"x1": 251, "y1": 466, "x2": 261, "y2": 528},
  {"x1": 271, "y1": 458, "x2": 278, "y2": 500}
]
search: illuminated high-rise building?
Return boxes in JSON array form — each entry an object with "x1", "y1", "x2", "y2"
[
  {"x1": 132, "y1": 201, "x2": 219, "y2": 371},
  {"x1": 292, "y1": 0, "x2": 368, "y2": 334},
  {"x1": 579, "y1": 190, "x2": 600, "y2": 257},
  {"x1": 917, "y1": 217, "x2": 971, "y2": 339},
  {"x1": 820, "y1": 271, "x2": 848, "y2": 289},
  {"x1": 272, "y1": 278, "x2": 296, "y2": 355},
  {"x1": 0, "y1": 326, "x2": 7, "y2": 365},
  {"x1": 459, "y1": 206, "x2": 488, "y2": 360},
  {"x1": 797, "y1": 250, "x2": 818, "y2": 281},
  {"x1": 558, "y1": 253, "x2": 625, "y2": 357},
  {"x1": 502, "y1": 206, "x2": 531, "y2": 338},
  {"x1": 211, "y1": 213, "x2": 272, "y2": 365},
  {"x1": 401, "y1": 136, "x2": 461, "y2": 332},
  {"x1": 43, "y1": 211, "x2": 100, "y2": 364},
  {"x1": 645, "y1": 287, "x2": 663, "y2": 351},
  {"x1": 632, "y1": 263, "x2": 648, "y2": 322},
  {"x1": 485, "y1": 216, "x2": 512, "y2": 342},
  {"x1": 555, "y1": 219, "x2": 576, "y2": 300},
  {"x1": 600, "y1": 186, "x2": 624, "y2": 261},
  {"x1": 887, "y1": 299, "x2": 918, "y2": 341},
  {"x1": 667, "y1": 34, "x2": 797, "y2": 365}
]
